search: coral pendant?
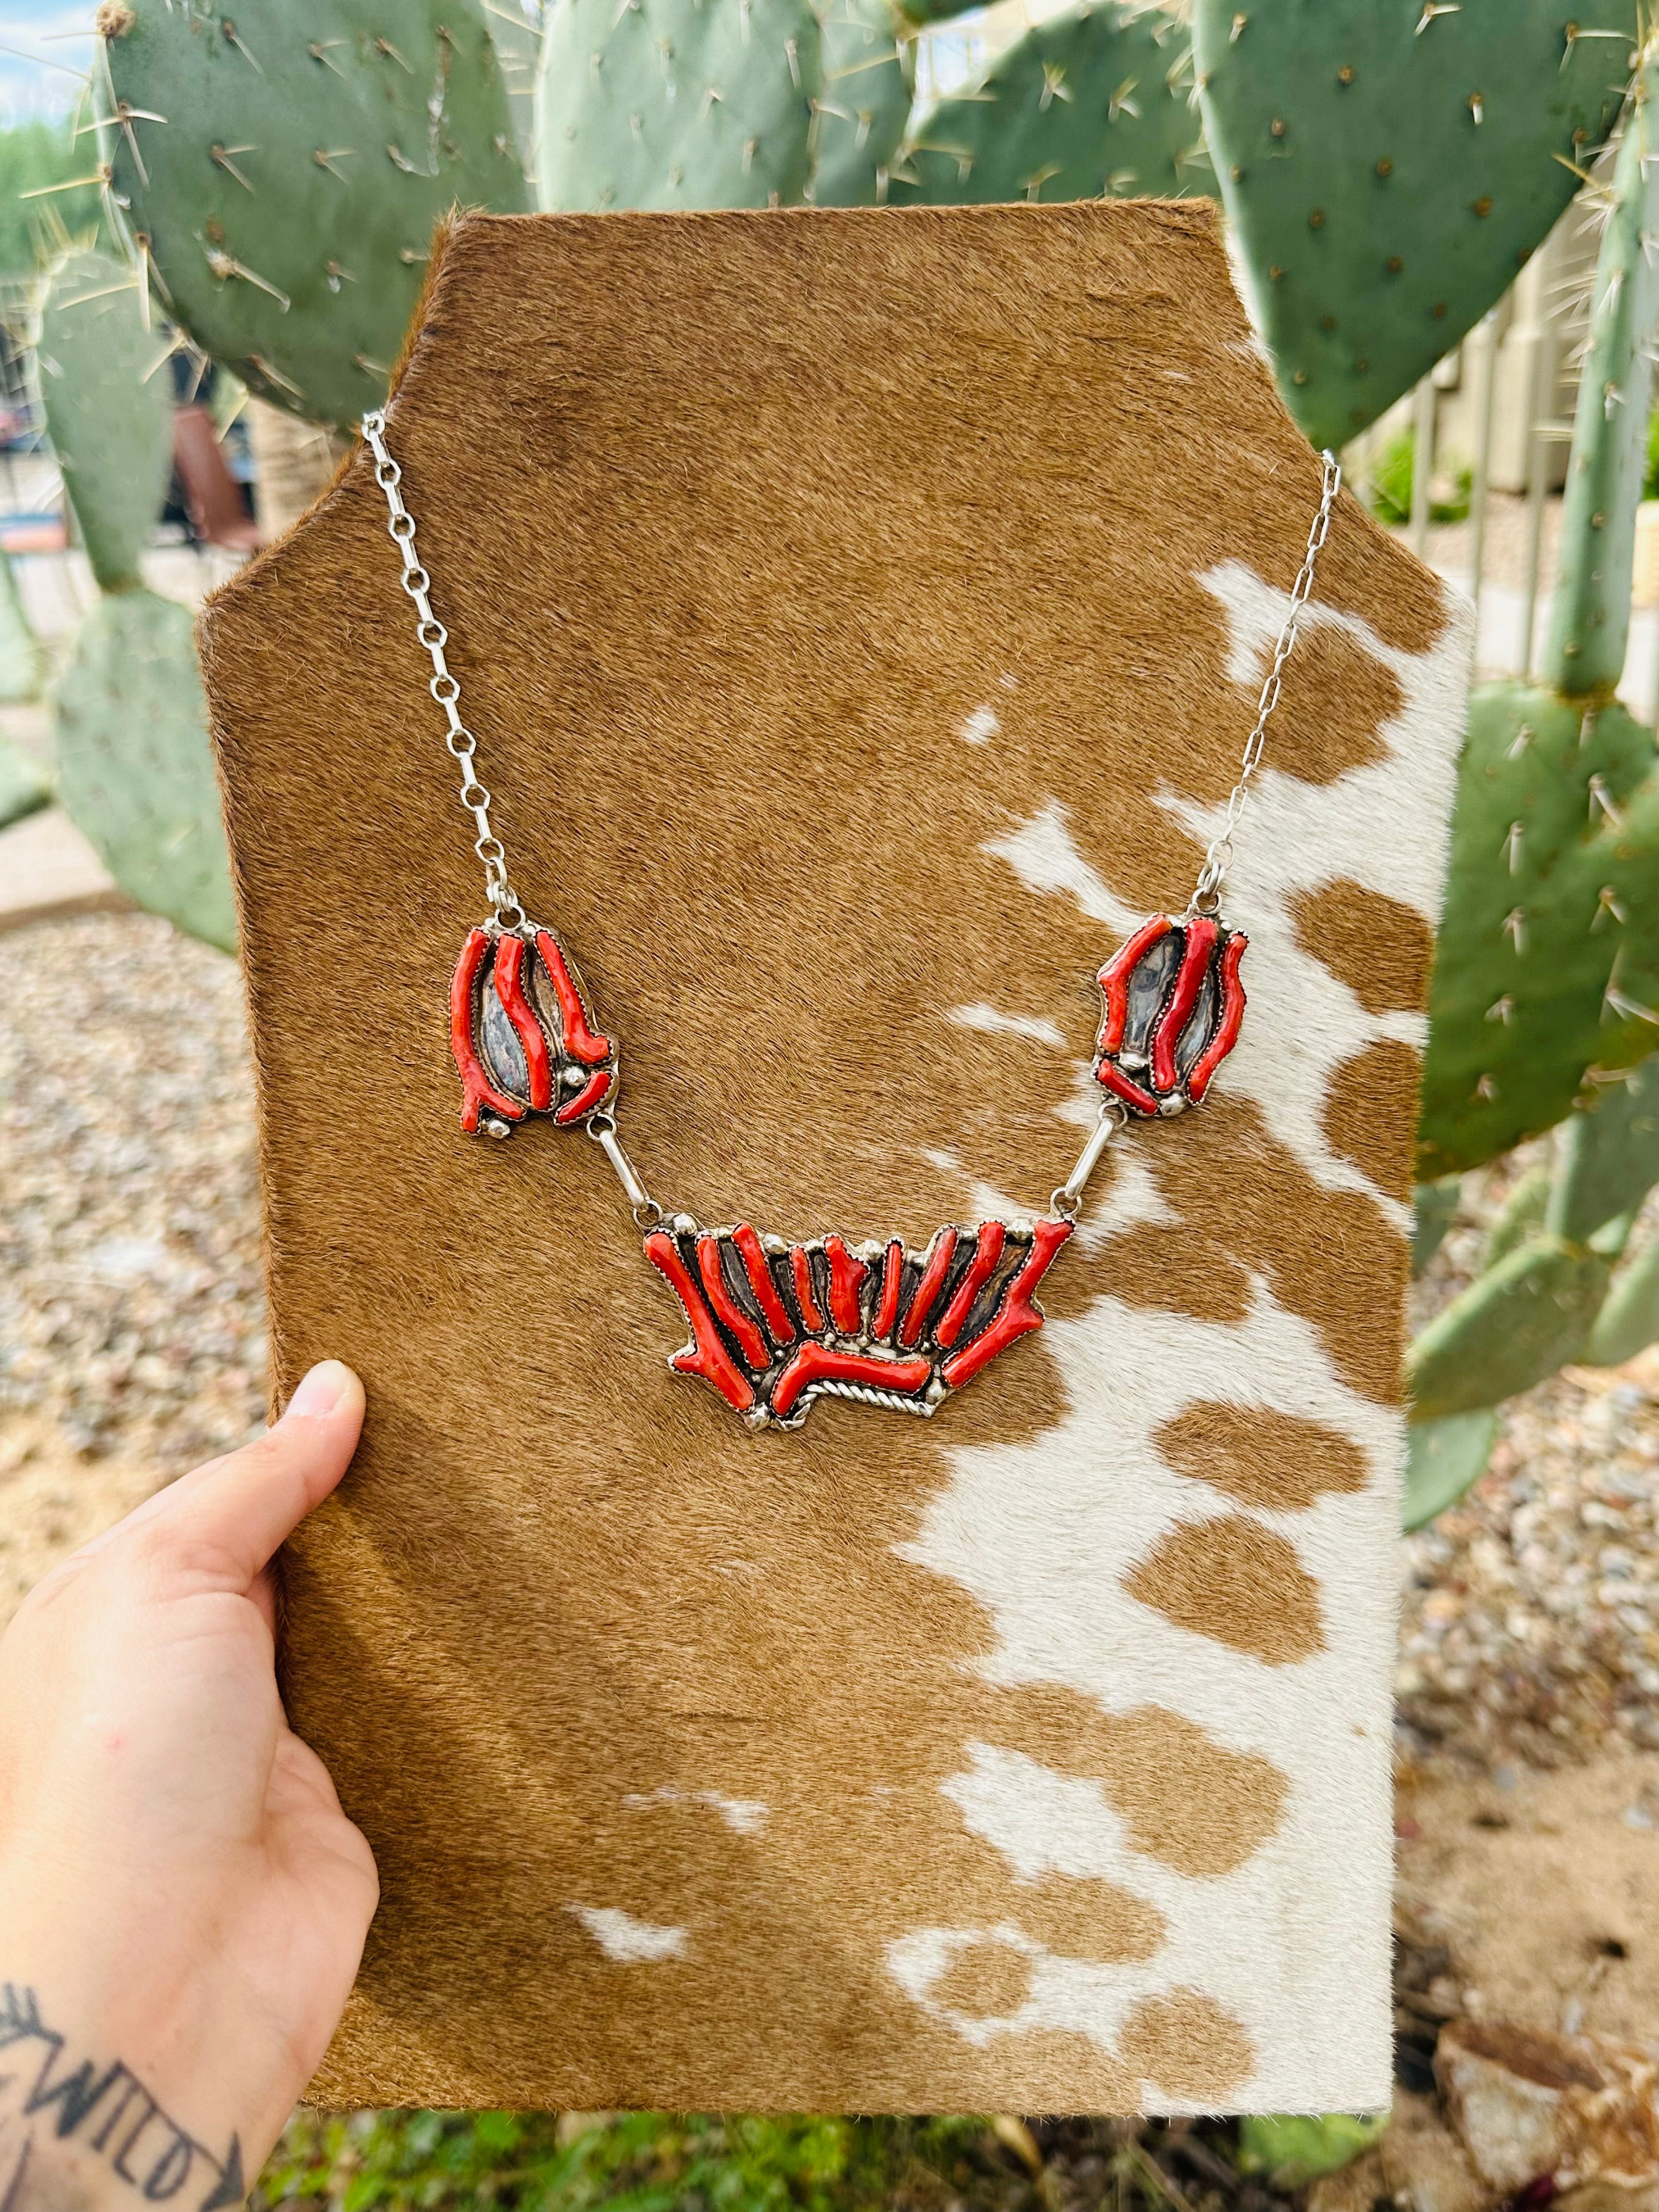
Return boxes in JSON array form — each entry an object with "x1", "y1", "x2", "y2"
[
  {"x1": 450, "y1": 924, "x2": 618, "y2": 1137},
  {"x1": 644, "y1": 1217, "x2": 1073, "y2": 1430},
  {"x1": 1093, "y1": 912, "x2": 1247, "y2": 1118}
]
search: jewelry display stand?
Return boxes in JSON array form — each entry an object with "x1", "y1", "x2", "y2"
[{"x1": 201, "y1": 200, "x2": 1469, "y2": 2113}]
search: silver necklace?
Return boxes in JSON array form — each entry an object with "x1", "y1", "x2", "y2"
[{"x1": 361, "y1": 410, "x2": 1340, "y2": 1433}]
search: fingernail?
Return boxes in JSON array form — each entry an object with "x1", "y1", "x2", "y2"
[{"x1": 284, "y1": 1360, "x2": 354, "y2": 1420}]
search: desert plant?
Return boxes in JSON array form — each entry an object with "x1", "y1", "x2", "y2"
[
  {"x1": 36, "y1": 247, "x2": 235, "y2": 950},
  {"x1": 1404, "y1": 47, "x2": 1659, "y2": 1519}
]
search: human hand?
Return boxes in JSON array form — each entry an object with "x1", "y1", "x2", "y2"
[{"x1": 0, "y1": 1362, "x2": 378, "y2": 2212}]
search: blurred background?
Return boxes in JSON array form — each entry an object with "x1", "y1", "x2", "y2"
[{"x1": 4, "y1": 1, "x2": 1659, "y2": 2207}]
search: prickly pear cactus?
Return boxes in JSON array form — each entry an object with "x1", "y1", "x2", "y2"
[
  {"x1": 1406, "y1": 1232, "x2": 1612, "y2": 1420},
  {"x1": 1416, "y1": 689, "x2": 1659, "y2": 1180},
  {"x1": 1193, "y1": 0, "x2": 1637, "y2": 450},
  {"x1": 891, "y1": 1, "x2": 1208, "y2": 206},
  {"x1": 53, "y1": 590, "x2": 235, "y2": 952},
  {"x1": 98, "y1": 0, "x2": 529, "y2": 434},
  {"x1": 1545, "y1": 59, "x2": 1659, "y2": 695},
  {"x1": 1419, "y1": 50, "x2": 1659, "y2": 1181},
  {"x1": 1550, "y1": 1056, "x2": 1659, "y2": 1244},
  {"x1": 536, "y1": 0, "x2": 823, "y2": 211},
  {"x1": 809, "y1": 0, "x2": 913, "y2": 206},
  {"x1": 0, "y1": 733, "x2": 50, "y2": 832},
  {"x1": 37, "y1": 249, "x2": 173, "y2": 595},
  {"x1": 0, "y1": 548, "x2": 46, "y2": 709}
]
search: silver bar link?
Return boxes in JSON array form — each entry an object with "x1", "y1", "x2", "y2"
[
  {"x1": 586, "y1": 1111, "x2": 665, "y2": 1231},
  {"x1": 1191, "y1": 448, "x2": 1341, "y2": 916},
  {"x1": 360, "y1": 409, "x2": 526, "y2": 929},
  {"x1": 1051, "y1": 1104, "x2": 1126, "y2": 1224}
]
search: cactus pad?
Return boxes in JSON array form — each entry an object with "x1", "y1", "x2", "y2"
[
  {"x1": 1550, "y1": 1057, "x2": 1659, "y2": 1245},
  {"x1": 809, "y1": 0, "x2": 913, "y2": 206},
  {"x1": 99, "y1": 0, "x2": 528, "y2": 433},
  {"x1": 1544, "y1": 46, "x2": 1659, "y2": 696},
  {"x1": 1406, "y1": 1232, "x2": 1611, "y2": 1420},
  {"x1": 37, "y1": 249, "x2": 173, "y2": 595},
  {"x1": 1403, "y1": 1409, "x2": 1498, "y2": 1530},
  {"x1": 0, "y1": 548, "x2": 46, "y2": 708},
  {"x1": 891, "y1": 1, "x2": 1209, "y2": 206},
  {"x1": 53, "y1": 589, "x2": 235, "y2": 951},
  {"x1": 0, "y1": 732, "x2": 50, "y2": 831},
  {"x1": 536, "y1": 0, "x2": 823, "y2": 211},
  {"x1": 1417, "y1": 681, "x2": 1659, "y2": 1181},
  {"x1": 1193, "y1": 0, "x2": 1637, "y2": 450},
  {"x1": 1585, "y1": 1230, "x2": 1659, "y2": 1365}
]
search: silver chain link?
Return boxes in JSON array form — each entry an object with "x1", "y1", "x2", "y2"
[
  {"x1": 1190, "y1": 448, "x2": 1341, "y2": 915},
  {"x1": 360, "y1": 409, "x2": 526, "y2": 930}
]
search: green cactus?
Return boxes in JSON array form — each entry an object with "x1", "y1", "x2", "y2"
[
  {"x1": 1412, "y1": 1175, "x2": 1460, "y2": 1274},
  {"x1": 1403, "y1": 1409, "x2": 1500, "y2": 1530},
  {"x1": 1485, "y1": 1164, "x2": 1550, "y2": 1266},
  {"x1": 1416, "y1": 690, "x2": 1659, "y2": 1179},
  {"x1": 1407, "y1": 1232, "x2": 1613, "y2": 1420},
  {"x1": 1419, "y1": 54, "x2": 1659, "y2": 1182},
  {"x1": 1545, "y1": 61, "x2": 1659, "y2": 695},
  {"x1": 37, "y1": 248, "x2": 173, "y2": 595},
  {"x1": 536, "y1": 0, "x2": 823, "y2": 212},
  {"x1": 808, "y1": 0, "x2": 913, "y2": 207},
  {"x1": 53, "y1": 590, "x2": 235, "y2": 952},
  {"x1": 1549, "y1": 1056, "x2": 1659, "y2": 1243},
  {"x1": 0, "y1": 735, "x2": 51, "y2": 832},
  {"x1": 0, "y1": 548, "x2": 46, "y2": 709},
  {"x1": 890, "y1": 1, "x2": 1209, "y2": 206},
  {"x1": 1585, "y1": 1232, "x2": 1659, "y2": 1363},
  {"x1": 98, "y1": 0, "x2": 529, "y2": 435},
  {"x1": 1193, "y1": 0, "x2": 1637, "y2": 450}
]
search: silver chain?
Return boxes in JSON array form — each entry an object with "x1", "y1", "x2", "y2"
[
  {"x1": 359, "y1": 409, "x2": 1337, "y2": 1232},
  {"x1": 360, "y1": 409, "x2": 526, "y2": 930},
  {"x1": 1190, "y1": 448, "x2": 1341, "y2": 915}
]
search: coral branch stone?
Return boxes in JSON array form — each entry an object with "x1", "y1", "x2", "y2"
[{"x1": 1094, "y1": 913, "x2": 1247, "y2": 1116}]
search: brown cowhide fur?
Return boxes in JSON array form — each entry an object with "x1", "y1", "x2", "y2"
[{"x1": 200, "y1": 200, "x2": 1466, "y2": 2112}]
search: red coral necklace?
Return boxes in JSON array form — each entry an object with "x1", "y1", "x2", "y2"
[{"x1": 360, "y1": 413, "x2": 1340, "y2": 1432}]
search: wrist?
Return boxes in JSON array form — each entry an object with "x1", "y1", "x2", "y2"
[{"x1": 0, "y1": 1977, "x2": 247, "y2": 2212}]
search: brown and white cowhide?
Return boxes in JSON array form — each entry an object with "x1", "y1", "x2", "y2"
[{"x1": 200, "y1": 200, "x2": 1469, "y2": 2113}]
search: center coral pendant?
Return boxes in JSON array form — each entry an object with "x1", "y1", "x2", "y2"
[{"x1": 644, "y1": 1217, "x2": 1074, "y2": 1431}]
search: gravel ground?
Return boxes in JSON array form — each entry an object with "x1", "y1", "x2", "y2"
[
  {"x1": 3, "y1": 910, "x2": 1656, "y2": 1778},
  {"x1": 0, "y1": 911, "x2": 266, "y2": 1475}
]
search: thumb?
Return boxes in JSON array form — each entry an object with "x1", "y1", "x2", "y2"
[{"x1": 141, "y1": 1362, "x2": 365, "y2": 1589}]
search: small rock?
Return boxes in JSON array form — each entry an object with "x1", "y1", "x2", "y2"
[
  {"x1": 1437, "y1": 2018, "x2": 1659, "y2": 2196},
  {"x1": 1379, "y1": 2090, "x2": 1487, "y2": 2212}
]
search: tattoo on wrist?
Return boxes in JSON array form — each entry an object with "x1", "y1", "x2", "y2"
[{"x1": 0, "y1": 1987, "x2": 244, "y2": 2212}]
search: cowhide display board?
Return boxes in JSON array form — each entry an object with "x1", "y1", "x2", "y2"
[{"x1": 201, "y1": 200, "x2": 1469, "y2": 2113}]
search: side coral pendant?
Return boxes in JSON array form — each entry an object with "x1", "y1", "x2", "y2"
[
  {"x1": 450, "y1": 923, "x2": 618, "y2": 1137},
  {"x1": 1094, "y1": 912, "x2": 1247, "y2": 1118},
  {"x1": 645, "y1": 1217, "x2": 1073, "y2": 1430}
]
